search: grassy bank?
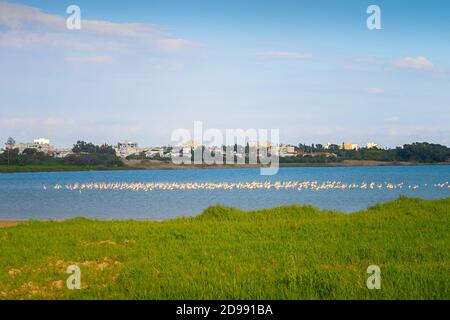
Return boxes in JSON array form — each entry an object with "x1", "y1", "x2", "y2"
[
  {"x1": 1, "y1": 161, "x2": 449, "y2": 173},
  {"x1": 0, "y1": 197, "x2": 449, "y2": 300},
  {"x1": 0, "y1": 164, "x2": 127, "y2": 173}
]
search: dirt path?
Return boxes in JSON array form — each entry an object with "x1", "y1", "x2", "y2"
[{"x1": 0, "y1": 221, "x2": 22, "y2": 228}]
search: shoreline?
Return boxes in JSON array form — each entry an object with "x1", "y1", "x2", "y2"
[
  {"x1": 0, "y1": 221, "x2": 23, "y2": 228},
  {"x1": 1, "y1": 198, "x2": 449, "y2": 299},
  {"x1": 1, "y1": 196, "x2": 449, "y2": 225},
  {"x1": 0, "y1": 160, "x2": 449, "y2": 174}
]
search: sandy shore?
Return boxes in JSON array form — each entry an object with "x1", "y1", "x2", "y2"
[{"x1": 0, "y1": 221, "x2": 22, "y2": 228}]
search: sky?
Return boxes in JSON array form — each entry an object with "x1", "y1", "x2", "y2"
[{"x1": 0, "y1": 0, "x2": 449, "y2": 148}]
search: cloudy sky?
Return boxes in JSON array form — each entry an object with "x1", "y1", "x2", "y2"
[{"x1": 0, "y1": 0, "x2": 449, "y2": 147}]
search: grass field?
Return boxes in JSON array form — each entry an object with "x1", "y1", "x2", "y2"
[{"x1": 0, "y1": 197, "x2": 449, "y2": 300}]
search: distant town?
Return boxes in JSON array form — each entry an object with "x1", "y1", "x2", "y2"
[
  {"x1": 0, "y1": 137, "x2": 386, "y2": 160},
  {"x1": 0, "y1": 137, "x2": 449, "y2": 171}
]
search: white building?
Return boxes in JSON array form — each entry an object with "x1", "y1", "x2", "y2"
[
  {"x1": 33, "y1": 138, "x2": 53, "y2": 154},
  {"x1": 2, "y1": 137, "x2": 56, "y2": 155},
  {"x1": 53, "y1": 148, "x2": 72, "y2": 158},
  {"x1": 115, "y1": 141, "x2": 139, "y2": 158},
  {"x1": 16, "y1": 142, "x2": 35, "y2": 154},
  {"x1": 276, "y1": 144, "x2": 296, "y2": 157},
  {"x1": 144, "y1": 147, "x2": 164, "y2": 158},
  {"x1": 182, "y1": 147, "x2": 192, "y2": 157},
  {"x1": 33, "y1": 138, "x2": 50, "y2": 145},
  {"x1": 248, "y1": 140, "x2": 273, "y2": 149},
  {"x1": 169, "y1": 147, "x2": 192, "y2": 159},
  {"x1": 339, "y1": 143, "x2": 359, "y2": 151},
  {"x1": 211, "y1": 146, "x2": 224, "y2": 155},
  {"x1": 367, "y1": 142, "x2": 383, "y2": 149}
]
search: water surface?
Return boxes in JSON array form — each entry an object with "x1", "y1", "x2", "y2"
[{"x1": 0, "y1": 166, "x2": 449, "y2": 220}]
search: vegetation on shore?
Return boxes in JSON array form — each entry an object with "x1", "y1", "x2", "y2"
[
  {"x1": 1, "y1": 159, "x2": 448, "y2": 173},
  {"x1": 0, "y1": 164, "x2": 127, "y2": 173},
  {"x1": 0, "y1": 141, "x2": 124, "y2": 169},
  {"x1": 280, "y1": 142, "x2": 450, "y2": 164},
  {"x1": 129, "y1": 142, "x2": 450, "y2": 165},
  {"x1": 1, "y1": 141, "x2": 449, "y2": 173},
  {"x1": 0, "y1": 197, "x2": 449, "y2": 300}
]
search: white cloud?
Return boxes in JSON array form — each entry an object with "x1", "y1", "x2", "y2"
[
  {"x1": 384, "y1": 116, "x2": 400, "y2": 123},
  {"x1": 257, "y1": 51, "x2": 313, "y2": 60},
  {"x1": 156, "y1": 38, "x2": 203, "y2": 53},
  {"x1": 0, "y1": 2, "x2": 202, "y2": 55},
  {"x1": 366, "y1": 87, "x2": 385, "y2": 94},
  {"x1": 386, "y1": 125, "x2": 449, "y2": 137},
  {"x1": 64, "y1": 55, "x2": 115, "y2": 64},
  {"x1": 0, "y1": 116, "x2": 75, "y2": 146},
  {"x1": 0, "y1": 2, "x2": 63, "y2": 30},
  {"x1": 351, "y1": 56, "x2": 381, "y2": 65},
  {"x1": 292, "y1": 126, "x2": 347, "y2": 136},
  {"x1": 0, "y1": 30, "x2": 60, "y2": 48},
  {"x1": 392, "y1": 56, "x2": 434, "y2": 71},
  {"x1": 352, "y1": 55, "x2": 436, "y2": 72},
  {"x1": 81, "y1": 20, "x2": 162, "y2": 38},
  {"x1": 0, "y1": 116, "x2": 152, "y2": 147},
  {"x1": 61, "y1": 39, "x2": 125, "y2": 52}
]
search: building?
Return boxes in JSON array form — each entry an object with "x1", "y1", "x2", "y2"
[
  {"x1": 33, "y1": 138, "x2": 53, "y2": 154},
  {"x1": 3, "y1": 138, "x2": 54, "y2": 154},
  {"x1": 297, "y1": 150, "x2": 337, "y2": 158},
  {"x1": 53, "y1": 148, "x2": 72, "y2": 158},
  {"x1": 4, "y1": 137, "x2": 16, "y2": 151},
  {"x1": 115, "y1": 141, "x2": 139, "y2": 158},
  {"x1": 339, "y1": 143, "x2": 359, "y2": 151},
  {"x1": 367, "y1": 142, "x2": 383, "y2": 149},
  {"x1": 16, "y1": 142, "x2": 35, "y2": 154},
  {"x1": 181, "y1": 140, "x2": 200, "y2": 149},
  {"x1": 143, "y1": 147, "x2": 164, "y2": 158},
  {"x1": 170, "y1": 147, "x2": 193, "y2": 158},
  {"x1": 182, "y1": 147, "x2": 192, "y2": 157},
  {"x1": 211, "y1": 146, "x2": 224, "y2": 155},
  {"x1": 33, "y1": 138, "x2": 50, "y2": 145},
  {"x1": 277, "y1": 145, "x2": 296, "y2": 157},
  {"x1": 248, "y1": 140, "x2": 273, "y2": 149}
]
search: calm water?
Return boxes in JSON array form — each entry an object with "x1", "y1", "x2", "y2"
[{"x1": 0, "y1": 166, "x2": 449, "y2": 220}]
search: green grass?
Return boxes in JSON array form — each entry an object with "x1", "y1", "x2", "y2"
[{"x1": 0, "y1": 197, "x2": 449, "y2": 300}]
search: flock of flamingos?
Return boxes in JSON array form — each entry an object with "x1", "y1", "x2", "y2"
[{"x1": 48, "y1": 180, "x2": 450, "y2": 192}]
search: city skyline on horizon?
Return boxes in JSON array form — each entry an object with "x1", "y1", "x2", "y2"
[
  {"x1": 2, "y1": 133, "x2": 447, "y2": 150},
  {"x1": 1, "y1": 0, "x2": 449, "y2": 148}
]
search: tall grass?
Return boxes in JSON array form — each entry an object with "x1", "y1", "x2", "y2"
[{"x1": 0, "y1": 197, "x2": 449, "y2": 300}]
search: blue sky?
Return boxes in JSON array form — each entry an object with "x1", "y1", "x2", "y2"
[{"x1": 0, "y1": 0, "x2": 449, "y2": 147}]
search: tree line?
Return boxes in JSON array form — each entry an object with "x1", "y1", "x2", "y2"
[
  {"x1": 289, "y1": 142, "x2": 450, "y2": 163},
  {"x1": 0, "y1": 140, "x2": 123, "y2": 167},
  {"x1": 1, "y1": 140, "x2": 449, "y2": 166}
]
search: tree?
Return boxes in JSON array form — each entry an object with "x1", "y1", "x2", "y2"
[
  {"x1": 22, "y1": 148, "x2": 37, "y2": 156},
  {"x1": 397, "y1": 142, "x2": 450, "y2": 163},
  {"x1": 66, "y1": 141, "x2": 122, "y2": 167},
  {"x1": 5, "y1": 137, "x2": 16, "y2": 165},
  {"x1": 98, "y1": 144, "x2": 116, "y2": 155},
  {"x1": 6, "y1": 137, "x2": 16, "y2": 148},
  {"x1": 72, "y1": 141, "x2": 97, "y2": 154}
]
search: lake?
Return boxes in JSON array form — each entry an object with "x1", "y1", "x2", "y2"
[{"x1": 0, "y1": 166, "x2": 449, "y2": 220}]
